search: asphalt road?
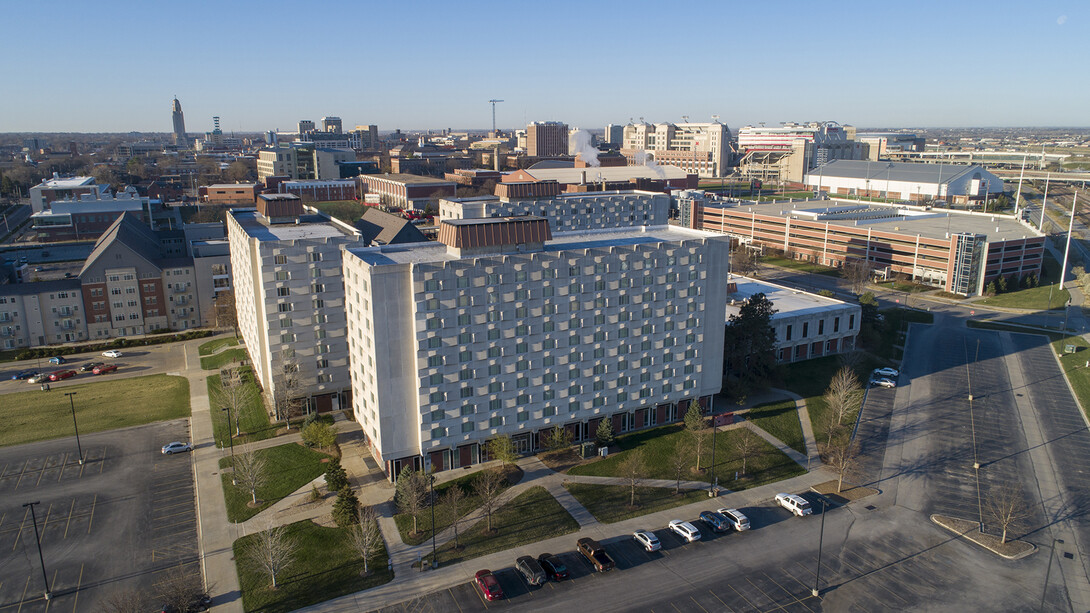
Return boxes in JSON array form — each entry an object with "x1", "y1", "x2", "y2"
[
  {"x1": 0, "y1": 344, "x2": 189, "y2": 395},
  {"x1": 0, "y1": 420, "x2": 200, "y2": 612}
]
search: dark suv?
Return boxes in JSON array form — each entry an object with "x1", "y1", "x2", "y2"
[
  {"x1": 699, "y1": 510, "x2": 731, "y2": 532},
  {"x1": 515, "y1": 555, "x2": 546, "y2": 586},
  {"x1": 537, "y1": 553, "x2": 569, "y2": 581},
  {"x1": 577, "y1": 537, "x2": 615, "y2": 572}
]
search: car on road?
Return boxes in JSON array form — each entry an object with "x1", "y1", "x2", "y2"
[
  {"x1": 47, "y1": 356, "x2": 67, "y2": 364},
  {"x1": 49, "y1": 369, "x2": 76, "y2": 381},
  {"x1": 537, "y1": 553, "x2": 569, "y2": 581},
  {"x1": 102, "y1": 350, "x2": 123, "y2": 358},
  {"x1": 160, "y1": 593, "x2": 213, "y2": 613},
  {"x1": 717, "y1": 508, "x2": 751, "y2": 531},
  {"x1": 11, "y1": 370, "x2": 37, "y2": 380},
  {"x1": 576, "y1": 537, "x2": 615, "y2": 572},
  {"x1": 872, "y1": 367, "x2": 900, "y2": 378},
  {"x1": 474, "y1": 569, "x2": 503, "y2": 601},
  {"x1": 161, "y1": 442, "x2": 193, "y2": 455},
  {"x1": 668, "y1": 520, "x2": 701, "y2": 543},
  {"x1": 776, "y1": 493, "x2": 813, "y2": 516},
  {"x1": 698, "y1": 510, "x2": 731, "y2": 532},
  {"x1": 871, "y1": 377, "x2": 896, "y2": 388},
  {"x1": 515, "y1": 555, "x2": 546, "y2": 586},
  {"x1": 93, "y1": 364, "x2": 118, "y2": 375},
  {"x1": 28, "y1": 373, "x2": 49, "y2": 384},
  {"x1": 633, "y1": 529, "x2": 661, "y2": 552},
  {"x1": 80, "y1": 361, "x2": 105, "y2": 373}
]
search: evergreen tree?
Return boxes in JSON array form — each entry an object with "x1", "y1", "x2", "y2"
[
  {"x1": 723, "y1": 293, "x2": 778, "y2": 388},
  {"x1": 595, "y1": 418, "x2": 615, "y2": 447},
  {"x1": 332, "y1": 486, "x2": 361, "y2": 527},
  {"x1": 325, "y1": 458, "x2": 349, "y2": 492}
]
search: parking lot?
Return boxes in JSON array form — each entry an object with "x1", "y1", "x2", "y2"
[
  {"x1": 0, "y1": 419, "x2": 199, "y2": 611},
  {"x1": 0, "y1": 345, "x2": 188, "y2": 395}
]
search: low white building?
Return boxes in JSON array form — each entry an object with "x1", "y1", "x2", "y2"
[{"x1": 804, "y1": 160, "x2": 1005, "y2": 203}]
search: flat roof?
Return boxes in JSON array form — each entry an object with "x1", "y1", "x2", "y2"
[
  {"x1": 231, "y1": 210, "x2": 356, "y2": 242},
  {"x1": 713, "y1": 200, "x2": 1040, "y2": 243},
  {"x1": 347, "y1": 224, "x2": 718, "y2": 267},
  {"x1": 523, "y1": 165, "x2": 688, "y2": 183},
  {"x1": 809, "y1": 159, "x2": 980, "y2": 184},
  {"x1": 35, "y1": 176, "x2": 95, "y2": 189},
  {"x1": 725, "y1": 277, "x2": 855, "y2": 320},
  {"x1": 362, "y1": 173, "x2": 455, "y2": 185}
]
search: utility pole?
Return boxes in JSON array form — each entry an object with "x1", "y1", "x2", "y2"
[
  {"x1": 23, "y1": 501, "x2": 51, "y2": 600},
  {"x1": 1014, "y1": 154, "x2": 1027, "y2": 218},
  {"x1": 430, "y1": 471, "x2": 438, "y2": 569},
  {"x1": 1039, "y1": 173, "x2": 1051, "y2": 231},
  {"x1": 488, "y1": 99, "x2": 504, "y2": 135},
  {"x1": 65, "y1": 391, "x2": 84, "y2": 465}
]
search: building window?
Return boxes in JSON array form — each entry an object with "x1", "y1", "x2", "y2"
[
  {"x1": 489, "y1": 416, "x2": 503, "y2": 427},
  {"x1": 275, "y1": 271, "x2": 289, "y2": 281},
  {"x1": 818, "y1": 319, "x2": 825, "y2": 335},
  {"x1": 277, "y1": 287, "x2": 289, "y2": 297},
  {"x1": 461, "y1": 405, "x2": 475, "y2": 416},
  {"x1": 786, "y1": 325, "x2": 792, "y2": 341},
  {"x1": 431, "y1": 427, "x2": 446, "y2": 439},
  {"x1": 461, "y1": 422, "x2": 474, "y2": 433},
  {"x1": 430, "y1": 391, "x2": 445, "y2": 403},
  {"x1": 849, "y1": 314, "x2": 855, "y2": 330},
  {"x1": 802, "y1": 322, "x2": 809, "y2": 338}
]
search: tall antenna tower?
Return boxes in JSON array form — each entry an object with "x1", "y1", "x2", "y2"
[{"x1": 488, "y1": 99, "x2": 504, "y2": 134}]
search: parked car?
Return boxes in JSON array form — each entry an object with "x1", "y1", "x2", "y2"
[
  {"x1": 576, "y1": 537, "x2": 615, "y2": 572},
  {"x1": 160, "y1": 593, "x2": 213, "y2": 613},
  {"x1": 698, "y1": 510, "x2": 731, "y2": 533},
  {"x1": 632, "y1": 529, "x2": 661, "y2": 552},
  {"x1": 537, "y1": 553, "x2": 569, "y2": 581},
  {"x1": 161, "y1": 442, "x2": 193, "y2": 455},
  {"x1": 28, "y1": 373, "x2": 48, "y2": 384},
  {"x1": 80, "y1": 362, "x2": 105, "y2": 373},
  {"x1": 872, "y1": 367, "x2": 899, "y2": 378},
  {"x1": 93, "y1": 364, "x2": 118, "y2": 375},
  {"x1": 717, "y1": 508, "x2": 751, "y2": 532},
  {"x1": 515, "y1": 555, "x2": 546, "y2": 586},
  {"x1": 101, "y1": 350, "x2": 123, "y2": 358},
  {"x1": 47, "y1": 356, "x2": 67, "y2": 365},
  {"x1": 871, "y1": 377, "x2": 896, "y2": 389},
  {"x1": 668, "y1": 520, "x2": 701, "y2": 543},
  {"x1": 474, "y1": 569, "x2": 503, "y2": 601},
  {"x1": 775, "y1": 493, "x2": 813, "y2": 517},
  {"x1": 49, "y1": 369, "x2": 76, "y2": 381},
  {"x1": 11, "y1": 370, "x2": 37, "y2": 380}
]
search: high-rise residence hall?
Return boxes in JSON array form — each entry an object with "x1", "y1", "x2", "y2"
[
  {"x1": 526, "y1": 121, "x2": 569, "y2": 157},
  {"x1": 342, "y1": 217, "x2": 729, "y2": 478},
  {"x1": 622, "y1": 120, "x2": 732, "y2": 178},
  {"x1": 227, "y1": 194, "x2": 364, "y2": 413},
  {"x1": 171, "y1": 98, "x2": 187, "y2": 146}
]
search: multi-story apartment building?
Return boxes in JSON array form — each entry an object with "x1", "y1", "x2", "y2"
[
  {"x1": 621, "y1": 121, "x2": 732, "y2": 178},
  {"x1": 227, "y1": 194, "x2": 364, "y2": 412},
  {"x1": 526, "y1": 121, "x2": 569, "y2": 157},
  {"x1": 0, "y1": 281, "x2": 87, "y2": 348},
  {"x1": 439, "y1": 186, "x2": 669, "y2": 232},
  {"x1": 342, "y1": 216, "x2": 729, "y2": 478},
  {"x1": 257, "y1": 145, "x2": 355, "y2": 182}
]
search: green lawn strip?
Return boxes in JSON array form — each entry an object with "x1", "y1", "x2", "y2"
[
  {"x1": 425, "y1": 486, "x2": 578, "y2": 566},
  {"x1": 1055, "y1": 335, "x2": 1090, "y2": 420},
  {"x1": 219, "y1": 443, "x2": 331, "y2": 523},
  {"x1": 759, "y1": 256, "x2": 841, "y2": 277},
  {"x1": 874, "y1": 280, "x2": 932, "y2": 293},
  {"x1": 234, "y1": 519, "x2": 392, "y2": 613},
  {"x1": 568, "y1": 424, "x2": 804, "y2": 487},
  {"x1": 198, "y1": 337, "x2": 239, "y2": 356},
  {"x1": 746, "y1": 400, "x2": 806, "y2": 455},
  {"x1": 393, "y1": 469, "x2": 514, "y2": 546},
  {"x1": 564, "y1": 483, "x2": 708, "y2": 524},
  {"x1": 780, "y1": 355, "x2": 882, "y2": 446},
  {"x1": 206, "y1": 367, "x2": 274, "y2": 447},
  {"x1": 200, "y1": 348, "x2": 250, "y2": 370},
  {"x1": 0, "y1": 374, "x2": 189, "y2": 447},
  {"x1": 312, "y1": 201, "x2": 366, "y2": 223},
  {"x1": 978, "y1": 251, "x2": 1068, "y2": 310}
]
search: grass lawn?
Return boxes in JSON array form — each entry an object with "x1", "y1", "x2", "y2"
[
  {"x1": 312, "y1": 201, "x2": 366, "y2": 223},
  {"x1": 393, "y1": 467, "x2": 519, "y2": 546},
  {"x1": 234, "y1": 519, "x2": 392, "y2": 613},
  {"x1": 568, "y1": 424, "x2": 805, "y2": 488},
  {"x1": 978, "y1": 252, "x2": 1068, "y2": 311},
  {"x1": 564, "y1": 483, "x2": 708, "y2": 524},
  {"x1": 219, "y1": 443, "x2": 332, "y2": 523},
  {"x1": 198, "y1": 336, "x2": 239, "y2": 356},
  {"x1": 425, "y1": 486, "x2": 578, "y2": 566},
  {"x1": 0, "y1": 374, "x2": 189, "y2": 447},
  {"x1": 1054, "y1": 334, "x2": 1090, "y2": 420},
  {"x1": 201, "y1": 348, "x2": 250, "y2": 370},
  {"x1": 779, "y1": 355, "x2": 881, "y2": 447},
  {"x1": 759, "y1": 255, "x2": 841, "y2": 277},
  {"x1": 875, "y1": 279, "x2": 932, "y2": 293},
  {"x1": 207, "y1": 367, "x2": 274, "y2": 448},
  {"x1": 746, "y1": 400, "x2": 806, "y2": 455}
]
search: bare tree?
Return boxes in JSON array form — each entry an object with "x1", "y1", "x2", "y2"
[
  {"x1": 271, "y1": 357, "x2": 305, "y2": 427},
  {"x1": 986, "y1": 483, "x2": 1032, "y2": 544},
  {"x1": 395, "y1": 470, "x2": 428, "y2": 536},
  {"x1": 250, "y1": 523, "x2": 298, "y2": 589},
  {"x1": 821, "y1": 408, "x2": 846, "y2": 447},
  {"x1": 670, "y1": 438, "x2": 690, "y2": 494},
  {"x1": 472, "y1": 468, "x2": 505, "y2": 533},
  {"x1": 618, "y1": 448, "x2": 645, "y2": 508},
  {"x1": 347, "y1": 505, "x2": 384, "y2": 575},
  {"x1": 821, "y1": 438, "x2": 862, "y2": 493},
  {"x1": 684, "y1": 401, "x2": 707, "y2": 472},
  {"x1": 843, "y1": 258, "x2": 873, "y2": 294},
  {"x1": 154, "y1": 566, "x2": 204, "y2": 613},
  {"x1": 732, "y1": 246, "x2": 759, "y2": 277},
  {"x1": 234, "y1": 451, "x2": 268, "y2": 505},
  {"x1": 208, "y1": 289, "x2": 238, "y2": 334},
  {"x1": 212, "y1": 370, "x2": 256, "y2": 438},
  {"x1": 440, "y1": 485, "x2": 466, "y2": 549},
  {"x1": 824, "y1": 366, "x2": 863, "y2": 427},
  {"x1": 101, "y1": 588, "x2": 145, "y2": 613},
  {"x1": 734, "y1": 427, "x2": 763, "y2": 478}
]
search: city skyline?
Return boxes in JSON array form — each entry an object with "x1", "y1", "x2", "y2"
[{"x1": 0, "y1": 0, "x2": 1086, "y2": 132}]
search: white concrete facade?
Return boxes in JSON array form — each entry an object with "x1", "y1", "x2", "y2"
[{"x1": 438, "y1": 190, "x2": 670, "y2": 231}]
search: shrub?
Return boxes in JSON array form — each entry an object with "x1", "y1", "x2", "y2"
[
  {"x1": 332, "y1": 487, "x2": 360, "y2": 527},
  {"x1": 324, "y1": 458, "x2": 349, "y2": 492},
  {"x1": 302, "y1": 421, "x2": 337, "y2": 449}
]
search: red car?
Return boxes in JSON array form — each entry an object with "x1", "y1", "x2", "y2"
[
  {"x1": 93, "y1": 364, "x2": 118, "y2": 375},
  {"x1": 474, "y1": 569, "x2": 503, "y2": 601},
  {"x1": 49, "y1": 369, "x2": 77, "y2": 381}
]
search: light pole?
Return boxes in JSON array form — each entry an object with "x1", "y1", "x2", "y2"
[
  {"x1": 221, "y1": 407, "x2": 236, "y2": 485},
  {"x1": 65, "y1": 392, "x2": 84, "y2": 465},
  {"x1": 966, "y1": 340, "x2": 983, "y2": 531},
  {"x1": 23, "y1": 501, "x2": 51, "y2": 600},
  {"x1": 812, "y1": 496, "x2": 828, "y2": 598}
]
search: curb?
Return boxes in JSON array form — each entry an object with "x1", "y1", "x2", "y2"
[{"x1": 930, "y1": 514, "x2": 1037, "y2": 560}]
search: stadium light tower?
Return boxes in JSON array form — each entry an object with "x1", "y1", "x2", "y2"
[{"x1": 488, "y1": 99, "x2": 504, "y2": 134}]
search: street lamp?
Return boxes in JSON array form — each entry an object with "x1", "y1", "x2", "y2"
[
  {"x1": 221, "y1": 407, "x2": 236, "y2": 485},
  {"x1": 65, "y1": 391, "x2": 84, "y2": 465},
  {"x1": 812, "y1": 496, "x2": 828, "y2": 598},
  {"x1": 23, "y1": 501, "x2": 51, "y2": 600}
]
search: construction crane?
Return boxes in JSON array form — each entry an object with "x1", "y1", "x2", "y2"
[{"x1": 488, "y1": 99, "x2": 504, "y2": 134}]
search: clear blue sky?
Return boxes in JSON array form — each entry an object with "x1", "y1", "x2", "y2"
[{"x1": 1, "y1": 0, "x2": 1086, "y2": 133}]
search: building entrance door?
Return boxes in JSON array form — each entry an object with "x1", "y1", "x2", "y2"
[{"x1": 512, "y1": 433, "x2": 532, "y2": 455}]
